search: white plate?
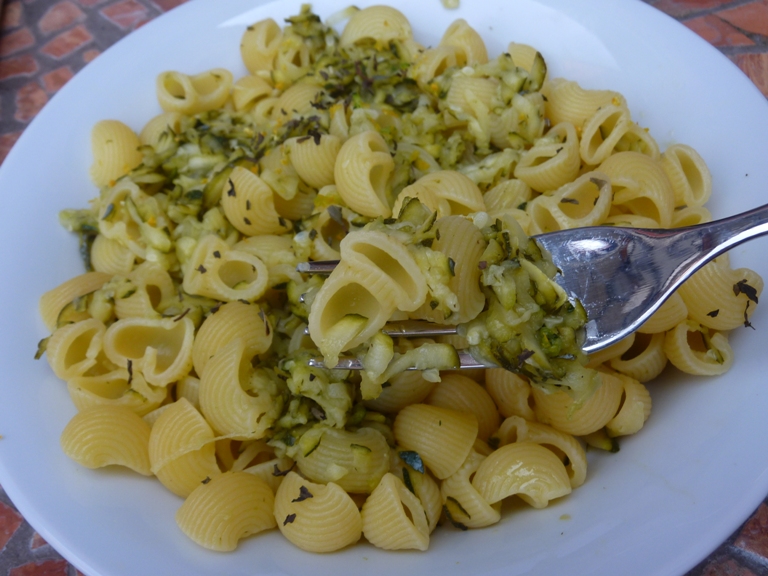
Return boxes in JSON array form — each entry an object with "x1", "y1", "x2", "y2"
[{"x1": 1, "y1": 0, "x2": 767, "y2": 574}]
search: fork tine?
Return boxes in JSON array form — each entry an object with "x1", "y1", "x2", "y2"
[{"x1": 308, "y1": 350, "x2": 492, "y2": 370}]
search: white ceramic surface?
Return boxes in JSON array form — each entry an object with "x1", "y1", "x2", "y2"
[{"x1": 1, "y1": 0, "x2": 768, "y2": 575}]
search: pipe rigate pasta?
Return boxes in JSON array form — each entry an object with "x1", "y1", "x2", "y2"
[
  {"x1": 295, "y1": 427, "x2": 390, "y2": 493},
  {"x1": 609, "y1": 332, "x2": 668, "y2": 383},
  {"x1": 393, "y1": 404, "x2": 478, "y2": 479},
  {"x1": 361, "y1": 473, "x2": 430, "y2": 551},
  {"x1": 148, "y1": 398, "x2": 221, "y2": 497},
  {"x1": 274, "y1": 472, "x2": 362, "y2": 553},
  {"x1": 46, "y1": 318, "x2": 108, "y2": 381},
  {"x1": 334, "y1": 130, "x2": 394, "y2": 217},
  {"x1": 677, "y1": 256, "x2": 763, "y2": 331},
  {"x1": 198, "y1": 338, "x2": 282, "y2": 440},
  {"x1": 484, "y1": 368, "x2": 535, "y2": 420},
  {"x1": 60, "y1": 405, "x2": 152, "y2": 476},
  {"x1": 664, "y1": 320, "x2": 734, "y2": 376},
  {"x1": 425, "y1": 373, "x2": 500, "y2": 441},
  {"x1": 39, "y1": 271, "x2": 111, "y2": 331},
  {"x1": 532, "y1": 370, "x2": 625, "y2": 436},
  {"x1": 103, "y1": 316, "x2": 194, "y2": 387},
  {"x1": 492, "y1": 416, "x2": 587, "y2": 488},
  {"x1": 67, "y1": 369, "x2": 167, "y2": 416},
  {"x1": 183, "y1": 234, "x2": 269, "y2": 303},
  {"x1": 240, "y1": 18, "x2": 282, "y2": 73},
  {"x1": 440, "y1": 450, "x2": 501, "y2": 529},
  {"x1": 192, "y1": 301, "x2": 272, "y2": 376},
  {"x1": 440, "y1": 18, "x2": 488, "y2": 66},
  {"x1": 89, "y1": 120, "x2": 143, "y2": 187},
  {"x1": 471, "y1": 441, "x2": 572, "y2": 508},
  {"x1": 176, "y1": 471, "x2": 276, "y2": 551}
]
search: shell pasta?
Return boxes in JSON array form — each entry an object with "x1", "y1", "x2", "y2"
[{"x1": 38, "y1": 3, "x2": 762, "y2": 557}]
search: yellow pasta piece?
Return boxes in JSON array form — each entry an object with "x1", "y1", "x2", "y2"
[
  {"x1": 182, "y1": 234, "x2": 269, "y2": 303},
  {"x1": 361, "y1": 473, "x2": 429, "y2": 551},
  {"x1": 176, "y1": 471, "x2": 276, "y2": 551},
  {"x1": 492, "y1": 416, "x2": 587, "y2": 488},
  {"x1": 527, "y1": 171, "x2": 612, "y2": 233},
  {"x1": 241, "y1": 18, "x2": 282, "y2": 73},
  {"x1": 515, "y1": 122, "x2": 580, "y2": 193},
  {"x1": 677, "y1": 256, "x2": 763, "y2": 331},
  {"x1": 609, "y1": 332, "x2": 668, "y2": 383},
  {"x1": 67, "y1": 369, "x2": 167, "y2": 416},
  {"x1": 89, "y1": 120, "x2": 143, "y2": 187},
  {"x1": 393, "y1": 404, "x2": 478, "y2": 479},
  {"x1": 103, "y1": 316, "x2": 194, "y2": 387},
  {"x1": 296, "y1": 427, "x2": 390, "y2": 493},
  {"x1": 425, "y1": 373, "x2": 500, "y2": 441},
  {"x1": 664, "y1": 320, "x2": 734, "y2": 376},
  {"x1": 440, "y1": 19, "x2": 488, "y2": 65},
  {"x1": 484, "y1": 368, "x2": 535, "y2": 420},
  {"x1": 89, "y1": 234, "x2": 135, "y2": 276},
  {"x1": 471, "y1": 441, "x2": 571, "y2": 508},
  {"x1": 532, "y1": 370, "x2": 624, "y2": 436},
  {"x1": 598, "y1": 151, "x2": 675, "y2": 228},
  {"x1": 340, "y1": 5, "x2": 413, "y2": 46},
  {"x1": 113, "y1": 262, "x2": 175, "y2": 320},
  {"x1": 660, "y1": 143, "x2": 712, "y2": 208},
  {"x1": 198, "y1": 338, "x2": 281, "y2": 440},
  {"x1": 543, "y1": 78, "x2": 626, "y2": 128},
  {"x1": 287, "y1": 133, "x2": 342, "y2": 189},
  {"x1": 637, "y1": 292, "x2": 688, "y2": 334},
  {"x1": 192, "y1": 301, "x2": 272, "y2": 377},
  {"x1": 149, "y1": 398, "x2": 221, "y2": 497},
  {"x1": 411, "y1": 216, "x2": 485, "y2": 324},
  {"x1": 60, "y1": 405, "x2": 152, "y2": 475},
  {"x1": 440, "y1": 450, "x2": 501, "y2": 529},
  {"x1": 39, "y1": 271, "x2": 112, "y2": 332},
  {"x1": 232, "y1": 75, "x2": 274, "y2": 111},
  {"x1": 334, "y1": 130, "x2": 394, "y2": 217},
  {"x1": 605, "y1": 374, "x2": 652, "y2": 437},
  {"x1": 46, "y1": 318, "x2": 109, "y2": 381},
  {"x1": 274, "y1": 471, "x2": 362, "y2": 553}
]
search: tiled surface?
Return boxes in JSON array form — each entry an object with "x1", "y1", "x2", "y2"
[{"x1": 2, "y1": 0, "x2": 768, "y2": 574}]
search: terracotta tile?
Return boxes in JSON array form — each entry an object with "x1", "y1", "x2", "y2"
[
  {"x1": 9, "y1": 559, "x2": 70, "y2": 576},
  {"x1": 734, "y1": 502, "x2": 768, "y2": 556},
  {"x1": 38, "y1": 1, "x2": 86, "y2": 35},
  {"x1": 0, "y1": 53, "x2": 38, "y2": 80},
  {"x1": 82, "y1": 47, "x2": 100, "y2": 63},
  {"x1": 14, "y1": 81, "x2": 48, "y2": 122},
  {"x1": 684, "y1": 14, "x2": 754, "y2": 46},
  {"x1": 41, "y1": 65, "x2": 73, "y2": 93},
  {"x1": 2, "y1": 2, "x2": 25, "y2": 29},
  {"x1": 151, "y1": 0, "x2": 188, "y2": 11},
  {"x1": 718, "y1": 0, "x2": 768, "y2": 37},
  {"x1": 0, "y1": 500, "x2": 23, "y2": 550},
  {"x1": 652, "y1": 0, "x2": 730, "y2": 18},
  {"x1": 39, "y1": 24, "x2": 92, "y2": 59},
  {"x1": 29, "y1": 531, "x2": 48, "y2": 550},
  {"x1": 0, "y1": 132, "x2": 17, "y2": 165},
  {"x1": 700, "y1": 556, "x2": 758, "y2": 576},
  {"x1": 731, "y1": 52, "x2": 768, "y2": 97},
  {"x1": 0, "y1": 27, "x2": 36, "y2": 57},
  {"x1": 100, "y1": 0, "x2": 150, "y2": 30}
]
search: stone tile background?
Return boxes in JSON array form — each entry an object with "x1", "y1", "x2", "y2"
[{"x1": 2, "y1": 0, "x2": 768, "y2": 574}]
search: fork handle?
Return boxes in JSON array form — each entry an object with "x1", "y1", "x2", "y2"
[{"x1": 653, "y1": 202, "x2": 768, "y2": 293}]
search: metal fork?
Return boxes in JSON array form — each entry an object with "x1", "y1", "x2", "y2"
[{"x1": 298, "y1": 203, "x2": 768, "y2": 369}]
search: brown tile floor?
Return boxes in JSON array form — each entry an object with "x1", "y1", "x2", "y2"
[{"x1": 2, "y1": 0, "x2": 768, "y2": 575}]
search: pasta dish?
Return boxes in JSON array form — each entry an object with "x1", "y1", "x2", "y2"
[{"x1": 36, "y1": 3, "x2": 763, "y2": 554}]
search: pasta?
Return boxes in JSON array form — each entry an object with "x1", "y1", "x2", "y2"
[{"x1": 37, "y1": 3, "x2": 763, "y2": 557}]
